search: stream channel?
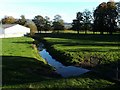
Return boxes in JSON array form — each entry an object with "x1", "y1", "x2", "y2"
[{"x1": 39, "y1": 43, "x2": 90, "y2": 78}]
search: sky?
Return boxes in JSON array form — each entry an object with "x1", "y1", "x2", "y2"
[{"x1": 0, "y1": 0, "x2": 119, "y2": 23}]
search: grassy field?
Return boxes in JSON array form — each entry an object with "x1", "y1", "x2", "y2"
[
  {"x1": 1, "y1": 36, "x2": 120, "y2": 89},
  {"x1": 39, "y1": 33, "x2": 120, "y2": 65},
  {"x1": 35, "y1": 33, "x2": 120, "y2": 79},
  {"x1": 1, "y1": 37, "x2": 59, "y2": 88}
]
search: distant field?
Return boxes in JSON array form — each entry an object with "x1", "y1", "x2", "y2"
[{"x1": 1, "y1": 36, "x2": 120, "y2": 89}]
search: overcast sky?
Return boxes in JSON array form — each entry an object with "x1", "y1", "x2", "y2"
[{"x1": 0, "y1": 0, "x2": 119, "y2": 23}]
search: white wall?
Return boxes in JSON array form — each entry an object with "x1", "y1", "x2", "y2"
[
  {"x1": 5, "y1": 24, "x2": 30, "y2": 34},
  {"x1": 3, "y1": 24, "x2": 30, "y2": 38}
]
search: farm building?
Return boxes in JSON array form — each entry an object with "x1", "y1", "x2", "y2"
[{"x1": 0, "y1": 24, "x2": 30, "y2": 38}]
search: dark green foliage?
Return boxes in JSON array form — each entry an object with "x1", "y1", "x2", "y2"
[
  {"x1": 52, "y1": 15, "x2": 64, "y2": 33},
  {"x1": 33, "y1": 15, "x2": 45, "y2": 33},
  {"x1": 44, "y1": 16, "x2": 52, "y2": 32},
  {"x1": 82, "y1": 9, "x2": 92, "y2": 34},
  {"x1": 17, "y1": 15, "x2": 26, "y2": 25},
  {"x1": 93, "y1": 1, "x2": 118, "y2": 34},
  {"x1": 72, "y1": 12, "x2": 83, "y2": 34},
  {"x1": 33, "y1": 15, "x2": 52, "y2": 33}
]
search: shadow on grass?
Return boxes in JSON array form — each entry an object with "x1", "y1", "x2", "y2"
[
  {"x1": 34, "y1": 33, "x2": 120, "y2": 42},
  {"x1": 66, "y1": 48, "x2": 120, "y2": 52},
  {"x1": 2, "y1": 55, "x2": 120, "y2": 89},
  {"x1": 33, "y1": 33, "x2": 120, "y2": 52},
  {"x1": 2, "y1": 56, "x2": 60, "y2": 86},
  {"x1": 92, "y1": 60, "x2": 120, "y2": 81}
]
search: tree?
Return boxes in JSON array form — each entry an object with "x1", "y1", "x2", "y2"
[
  {"x1": 93, "y1": 2, "x2": 107, "y2": 34},
  {"x1": 25, "y1": 20, "x2": 37, "y2": 36},
  {"x1": 106, "y1": 1, "x2": 118, "y2": 34},
  {"x1": 33, "y1": 15, "x2": 45, "y2": 33},
  {"x1": 93, "y1": 1, "x2": 118, "y2": 34},
  {"x1": 17, "y1": 15, "x2": 26, "y2": 25},
  {"x1": 44, "y1": 16, "x2": 52, "y2": 32},
  {"x1": 82, "y1": 9, "x2": 92, "y2": 34},
  {"x1": 72, "y1": 12, "x2": 83, "y2": 34},
  {"x1": 52, "y1": 15, "x2": 64, "y2": 33},
  {"x1": 2, "y1": 16, "x2": 16, "y2": 24},
  {"x1": 116, "y1": 2, "x2": 120, "y2": 29}
]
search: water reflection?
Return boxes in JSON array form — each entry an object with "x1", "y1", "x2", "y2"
[
  {"x1": 40, "y1": 49, "x2": 89, "y2": 77},
  {"x1": 39, "y1": 48, "x2": 90, "y2": 78}
]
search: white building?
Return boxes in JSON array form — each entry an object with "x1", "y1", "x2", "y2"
[{"x1": 0, "y1": 24, "x2": 30, "y2": 38}]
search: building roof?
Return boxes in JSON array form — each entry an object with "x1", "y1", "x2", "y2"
[{"x1": 2, "y1": 24, "x2": 17, "y2": 29}]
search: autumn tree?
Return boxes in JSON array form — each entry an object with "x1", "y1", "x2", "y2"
[
  {"x1": 25, "y1": 20, "x2": 37, "y2": 36},
  {"x1": 2, "y1": 16, "x2": 16, "y2": 24}
]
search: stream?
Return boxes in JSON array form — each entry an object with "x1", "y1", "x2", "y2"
[{"x1": 39, "y1": 43, "x2": 90, "y2": 78}]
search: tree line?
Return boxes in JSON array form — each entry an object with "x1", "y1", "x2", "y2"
[
  {"x1": 1, "y1": 1, "x2": 120, "y2": 35},
  {"x1": 72, "y1": 1, "x2": 120, "y2": 34},
  {"x1": 1, "y1": 14, "x2": 64, "y2": 36}
]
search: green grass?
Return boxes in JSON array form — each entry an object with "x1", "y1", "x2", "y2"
[
  {"x1": 37, "y1": 33, "x2": 120, "y2": 79},
  {"x1": 41, "y1": 33, "x2": 120, "y2": 65},
  {"x1": 1, "y1": 37, "x2": 59, "y2": 88},
  {"x1": 2, "y1": 72, "x2": 119, "y2": 89},
  {"x1": 1, "y1": 36, "x2": 120, "y2": 89},
  {"x1": 1, "y1": 37, "x2": 47, "y2": 63}
]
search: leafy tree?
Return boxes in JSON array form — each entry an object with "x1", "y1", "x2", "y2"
[
  {"x1": 116, "y1": 2, "x2": 120, "y2": 29},
  {"x1": 33, "y1": 15, "x2": 45, "y2": 33},
  {"x1": 82, "y1": 9, "x2": 92, "y2": 34},
  {"x1": 44, "y1": 16, "x2": 52, "y2": 32},
  {"x1": 93, "y1": 2, "x2": 107, "y2": 34},
  {"x1": 25, "y1": 20, "x2": 37, "y2": 36},
  {"x1": 93, "y1": 1, "x2": 118, "y2": 34},
  {"x1": 17, "y1": 15, "x2": 26, "y2": 25},
  {"x1": 72, "y1": 19, "x2": 80, "y2": 33},
  {"x1": 106, "y1": 1, "x2": 118, "y2": 34},
  {"x1": 72, "y1": 12, "x2": 83, "y2": 34},
  {"x1": 52, "y1": 15, "x2": 64, "y2": 33},
  {"x1": 2, "y1": 16, "x2": 16, "y2": 24}
]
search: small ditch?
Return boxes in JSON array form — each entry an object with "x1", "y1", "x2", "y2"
[{"x1": 38, "y1": 43, "x2": 90, "y2": 78}]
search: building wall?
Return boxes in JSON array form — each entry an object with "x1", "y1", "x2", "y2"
[
  {"x1": 4, "y1": 24, "x2": 30, "y2": 34},
  {"x1": 0, "y1": 24, "x2": 30, "y2": 38}
]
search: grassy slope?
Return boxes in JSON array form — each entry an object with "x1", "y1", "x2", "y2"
[
  {"x1": 1, "y1": 37, "x2": 58, "y2": 88},
  {"x1": 1, "y1": 36, "x2": 119, "y2": 89},
  {"x1": 43, "y1": 34, "x2": 120, "y2": 66},
  {"x1": 40, "y1": 33, "x2": 120, "y2": 82}
]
